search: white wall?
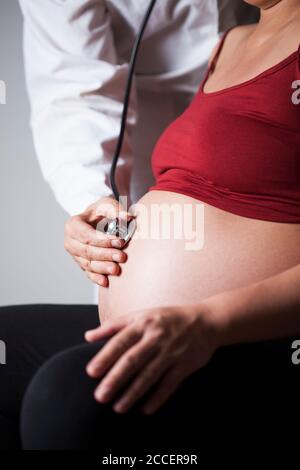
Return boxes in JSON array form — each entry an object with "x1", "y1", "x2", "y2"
[{"x1": 0, "y1": 1, "x2": 93, "y2": 306}]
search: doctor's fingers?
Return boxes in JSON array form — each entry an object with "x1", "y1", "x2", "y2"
[
  {"x1": 74, "y1": 257, "x2": 121, "y2": 277},
  {"x1": 84, "y1": 196, "x2": 135, "y2": 224},
  {"x1": 86, "y1": 271, "x2": 108, "y2": 288},
  {"x1": 65, "y1": 237, "x2": 127, "y2": 264},
  {"x1": 72, "y1": 255, "x2": 108, "y2": 286},
  {"x1": 65, "y1": 215, "x2": 125, "y2": 249},
  {"x1": 73, "y1": 257, "x2": 108, "y2": 287}
]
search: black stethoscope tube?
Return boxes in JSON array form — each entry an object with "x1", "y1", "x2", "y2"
[{"x1": 109, "y1": 0, "x2": 158, "y2": 201}]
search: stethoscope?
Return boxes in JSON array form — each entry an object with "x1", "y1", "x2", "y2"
[{"x1": 101, "y1": 0, "x2": 158, "y2": 247}]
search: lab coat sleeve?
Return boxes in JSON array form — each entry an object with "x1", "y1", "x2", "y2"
[{"x1": 19, "y1": 0, "x2": 137, "y2": 215}]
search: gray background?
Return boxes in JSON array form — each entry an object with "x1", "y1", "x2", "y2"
[{"x1": 0, "y1": 1, "x2": 92, "y2": 306}]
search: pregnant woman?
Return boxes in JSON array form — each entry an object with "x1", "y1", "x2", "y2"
[{"x1": 1, "y1": 0, "x2": 300, "y2": 450}]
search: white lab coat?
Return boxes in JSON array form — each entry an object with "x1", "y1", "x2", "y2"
[
  {"x1": 18, "y1": 0, "x2": 258, "y2": 304},
  {"x1": 19, "y1": 0, "x2": 222, "y2": 214},
  {"x1": 19, "y1": 0, "x2": 258, "y2": 215}
]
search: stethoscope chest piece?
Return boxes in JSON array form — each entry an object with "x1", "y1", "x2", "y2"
[
  {"x1": 100, "y1": 0, "x2": 156, "y2": 249},
  {"x1": 98, "y1": 217, "x2": 137, "y2": 247}
]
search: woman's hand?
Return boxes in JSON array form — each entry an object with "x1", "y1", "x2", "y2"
[
  {"x1": 64, "y1": 197, "x2": 133, "y2": 287},
  {"x1": 85, "y1": 304, "x2": 218, "y2": 415},
  {"x1": 85, "y1": 264, "x2": 300, "y2": 414}
]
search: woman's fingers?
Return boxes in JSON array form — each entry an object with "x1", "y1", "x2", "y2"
[
  {"x1": 93, "y1": 337, "x2": 159, "y2": 403},
  {"x1": 85, "y1": 315, "x2": 131, "y2": 342},
  {"x1": 140, "y1": 367, "x2": 182, "y2": 415},
  {"x1": 112, "y1": 355, "x2": 172, "y2": 414},
  {"x1": 86, "y1": 326, "x2": 142, "y2": 378}
]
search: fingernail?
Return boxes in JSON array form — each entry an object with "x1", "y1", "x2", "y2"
[
  {"x1": 119, "y1": 211, "x2": 129, "y2": 220},
  {"x1": 109, "y1": 266, "x2": 116, "y2": 274},
  {"x1": 95, "y1": 386, "x2": 110, "y2": 402},
  {"x1": 112, "y1": 254, "x2": 122, "y2": 262},
  {"x1": 85, "y1": 333, "x2": 95, "y2": 343},
  {"x1": 142, "y1": 406, "x2": 153, "y2": 416},
  {"x1": 114, "y1": 402, "x2": 127, "y2": 414},
  {"x1": 112, "y1": 240, "x2": 123, "y2": 248},
  {"x1": 86, "y1": 364, "x2": 95, "y2": 376}
]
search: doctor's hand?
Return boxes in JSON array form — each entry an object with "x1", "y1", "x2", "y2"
[
  {"x1": 85, "y1": 304, "x2": 218, "y2": 415},
  {"x1": 64, "y1": 197, "x2": 132, "y2": 287}
]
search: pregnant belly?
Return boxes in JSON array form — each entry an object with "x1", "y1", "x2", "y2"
[{"x1": 99, "y1": 191, "x2": 300, "y2": 322}]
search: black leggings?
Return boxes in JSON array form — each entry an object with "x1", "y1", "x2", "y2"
[{"x1": 0, "y1": 304, "x2": 299, "y2": 451}]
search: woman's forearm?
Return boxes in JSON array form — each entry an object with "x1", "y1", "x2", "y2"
[{"x1": 204, "y1": 264, "x2": 300, "y2": 347}]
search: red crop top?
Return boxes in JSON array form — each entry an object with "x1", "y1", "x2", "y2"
[{"x1": 149, "y1": 29, "x2": 300, "y2": 223}]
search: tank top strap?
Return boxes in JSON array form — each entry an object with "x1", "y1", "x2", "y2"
[{"x1": 297, "y1": 41, "x2": 300, "y2": 79}]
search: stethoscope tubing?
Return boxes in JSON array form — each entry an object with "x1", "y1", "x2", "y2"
[{"x1": 109, "y1": 0, "x2": 158, "y2": 201}]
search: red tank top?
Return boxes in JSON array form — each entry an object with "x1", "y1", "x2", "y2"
[{"x1": 149, "y1": 29, "x2": 300, "y2": 223}]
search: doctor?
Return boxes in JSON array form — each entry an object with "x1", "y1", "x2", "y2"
[{"x1": 19, "y1": 0, "x2": 258, "y2": 289}]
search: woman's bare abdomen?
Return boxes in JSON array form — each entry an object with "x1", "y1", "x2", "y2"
[{"x1": 99, "y1": 191, "x2": 300, "y2": 323}]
